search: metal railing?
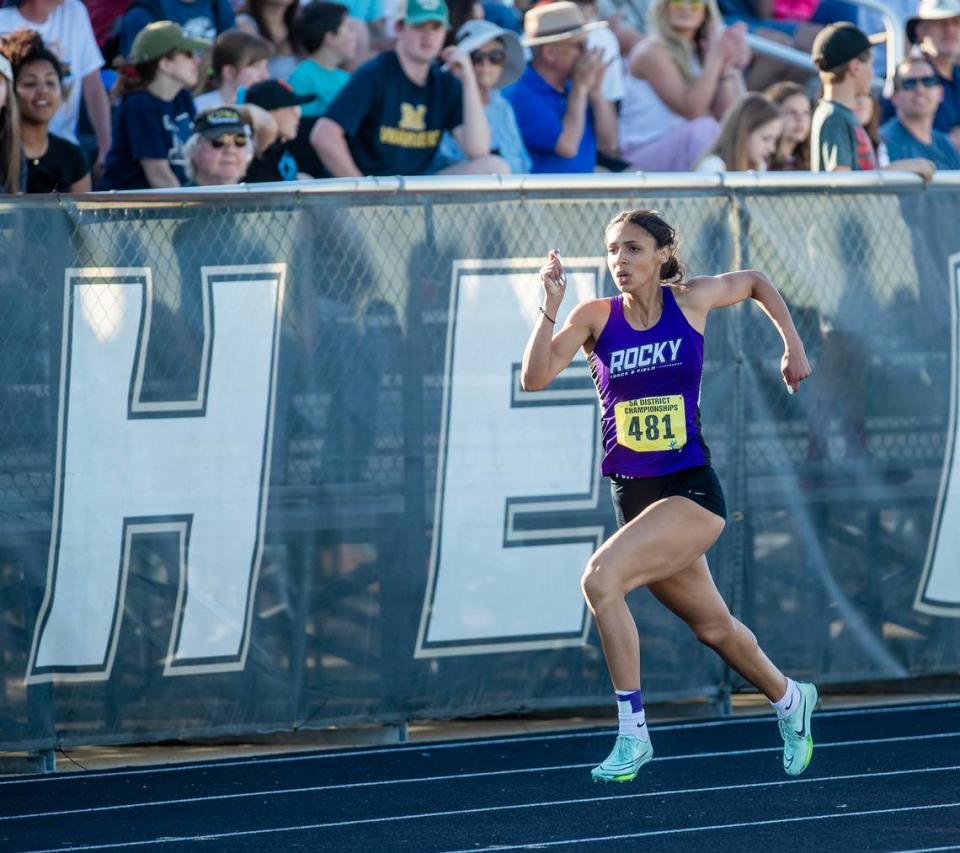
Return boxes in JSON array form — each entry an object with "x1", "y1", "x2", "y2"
[{"x1": 66, "y1": 169, "x2": 957, "y2": 204}]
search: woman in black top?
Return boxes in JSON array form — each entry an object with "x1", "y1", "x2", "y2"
[{"x1": 2, "y1": 29, "x2": 89, "y2": 193}]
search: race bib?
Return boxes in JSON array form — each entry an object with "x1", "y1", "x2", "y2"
[{"x1": 614, "y1": 395, "x2": 687, "y2": 452}]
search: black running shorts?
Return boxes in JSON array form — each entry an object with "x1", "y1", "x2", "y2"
[{"x1": 609, "y1": 465, "x2": 727, "y2": 527}]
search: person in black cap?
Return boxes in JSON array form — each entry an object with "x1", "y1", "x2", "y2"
[
  {"x1": 182, "y1": 103, "x2": 273, "y2": 185},
  {"x1": 809, "y1": 21, "x2": 935, "y2": 177},
  {"x1": 242, "y1": 78, "x2": 314, "y2": 181}
]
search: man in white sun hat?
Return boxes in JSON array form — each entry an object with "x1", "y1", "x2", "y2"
[
  {"x1": 907, "y1": 0, "x2": 960, "y2": 148},
  {"x1": 504, "y1": 1, "x2": 618, "y2": 173}
]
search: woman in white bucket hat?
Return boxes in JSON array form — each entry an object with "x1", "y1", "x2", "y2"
[{"x1": 433, "y1": 18, "x2": 531, "y2": 173}]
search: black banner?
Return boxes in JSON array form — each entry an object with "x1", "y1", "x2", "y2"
[{"x1": 0, "y1": 180, "x2": 958, "y2": 752}]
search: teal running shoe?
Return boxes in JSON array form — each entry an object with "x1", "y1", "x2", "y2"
[
  {"x1": 779, "y1": 681, "x2": 818, "y2": 777},
  {"x1": 591, "y1": 735, "x2": 654, "y2": 782}
]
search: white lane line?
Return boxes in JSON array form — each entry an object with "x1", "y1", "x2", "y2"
[
  {"x1": 441, "y1": 802, "x2": 960, "y2": 852},
  {"x1": 15, "y1": 771, "x2": 960, "y2": 853},
  {"x1": 896, "y1": 847, "x2": 960, "y2": 852},
  {"x1": 4, "y1": 731, "x2": 959, "y2": 821},
  {"x1": 4, "y1": 699, "x2": 958, "y2": 787}
]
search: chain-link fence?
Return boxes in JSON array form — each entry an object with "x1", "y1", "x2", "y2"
[{"x1": 1, "y1": 174, "x2": 958, "y2": 752}]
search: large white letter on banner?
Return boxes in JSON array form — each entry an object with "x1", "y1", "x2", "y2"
[
  {"x1": 26, "y1": 265, "x2": 284, "y2": 683},
  {"x1": 415, "y1": 259, "x2": 606, "y2": 658},
  {"x1": 916, "y1": 252, "x2": 960, "y2": 616}
]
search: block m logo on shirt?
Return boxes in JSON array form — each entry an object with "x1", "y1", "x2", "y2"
[
  {"x1": 26, "y1": 265, "x2": 285, "y2": 684},
  {"x1": 399, "y1": 102, "x2": 428, "y2": 131}
]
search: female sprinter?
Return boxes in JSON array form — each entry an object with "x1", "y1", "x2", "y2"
[{"x1": 520, "y1": 209, "x2": 815, "y2": 783}]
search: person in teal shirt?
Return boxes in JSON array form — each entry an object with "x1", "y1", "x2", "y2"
[{"x1": 289, "y1": 2, "x2": 357, "y2": 118}]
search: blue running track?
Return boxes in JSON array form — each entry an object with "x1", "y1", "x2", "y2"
[{"x1": 1, "y1": 700, "x2": 959, "y2": 852}]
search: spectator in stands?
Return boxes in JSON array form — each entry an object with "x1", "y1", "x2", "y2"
[
  {"x1": 776, "y1": 0, "x2": 857, "y2": 26},
  {"x1": 907, "y1": 0, "x2": 960, "y2": 150},
  {"x1": 696, "y1": 91, "x2": 782, "y2": 169},
  {"x1": 854, "y1": 91, "x2": 880, "y2": 154},
  {"x1": 3, "y1": 29, "x2": 90, "y2": 191},
  {"x1": 85, "y1": 0, "x2": 131, "y2": 52},
  {"x1": 718, "y1": 0, "x2": 855, "y2": 47},
  {"x1": 810, "y1": 22, "x2": 935, "y2": 176},
  {"x1": 311, "y1": 0, "x2": 506, "y2": 176},
  {"x1": 880, "y1": 54, "x2": 960, "y2": 167},
  {"x1": 0, "y1": 53, "x2": 23, "y2": 192},
  {"x1": 505, "y1": 2, "x2": 618, "y2": 173},
  {"x1": 434, "y1": 19, "x2": 530, "y2": 172},
  {"x1": 575, "y1": 0, "x2": 626, "y2": 119},
  {"x1": 242, "y1": 77, "x2": 312, "y2": 179},
  {"x1": 194, "y1": 28, "x2": 272, "y2": 112},
  {"x1": 482, "y1": 0, "x2": 522, "y2": 35},
  {"x1": 289, "y1": 2, "x2": 357, "y2": 119},
  {"x1": 620, "y1": 0, "x2": 747, "y2": 171},
  {"x1": 99, "y1": 21, "x2": 208, "y2": 189},
  {"x1": 117, "y1": 0, "x2": 236, "y2": 59},
  {"x1": 0, "y1": 0, "x2": 111, "y2": 178},
  {"x1": 765, "y1": 79, "x2": 811, "y2": 168},
  {"x1": 444, "y1": 0, "x2": 482, "y2": 46},
  {"x1": 338, "y1": 0, "x2": 390, "y2": 68},
  {"x1": 183, "y1": 103, "x2": 255, "y2": 182},
  {"x1": 236, "y1": 0, "x2": 300, "y2": 79}
]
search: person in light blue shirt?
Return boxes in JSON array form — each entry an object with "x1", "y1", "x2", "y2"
[
  {"x1": 289, "y1": 2, "x2": 357, "y2": 118},
  {"x1": 434, "y1": 19, "x2": 531, "y2": 173},
  {"x1": 340, "y1": 0, "x2": 384, "y2": 18},
  {"x1": 880, "y1": 55, "x2": 960, "y2": 169}
]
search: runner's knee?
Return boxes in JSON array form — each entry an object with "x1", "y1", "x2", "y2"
[
  {"x1": 693, "y1": 615, "x2": 740, "y2": 650},
  {"x1": 580, "y1": 554, "x2": 622, "y2": 607}
]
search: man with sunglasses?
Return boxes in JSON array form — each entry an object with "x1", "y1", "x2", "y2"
[
  {"x1": 907, "y1": 0, "x2": 960, "y2": 151},
  {"x1": 879, "y1": 56, "x2": 960, "y2": 167}
]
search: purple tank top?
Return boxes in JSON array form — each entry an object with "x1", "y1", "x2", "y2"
[{"x1": 590, "y1": 289, "x2": 710, "y2": 477}]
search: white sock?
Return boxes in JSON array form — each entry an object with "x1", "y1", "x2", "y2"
[
  {"x1": 771, "y1": 678, "x2": 801, "y2": 720},
  {"x1": 616, "y1": 689, "x2": 650, "y2": 741}
]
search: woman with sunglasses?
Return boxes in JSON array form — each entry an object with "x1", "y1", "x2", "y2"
[
  {"x1": 522, "y1": 209, "x2": 816, "y2": 784},
  {"x1": 183, "y1": 104, "x2": 277, "y2": 185},
  {"x1": 433, "y1": 19, "x2": 530, "y2": 174},
  {"x1": 619, "y1": 0, "x2": 748, "y2": 171},
  {"x1": 100, "y1": 22, "x2": 209, "y2": 190}
]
